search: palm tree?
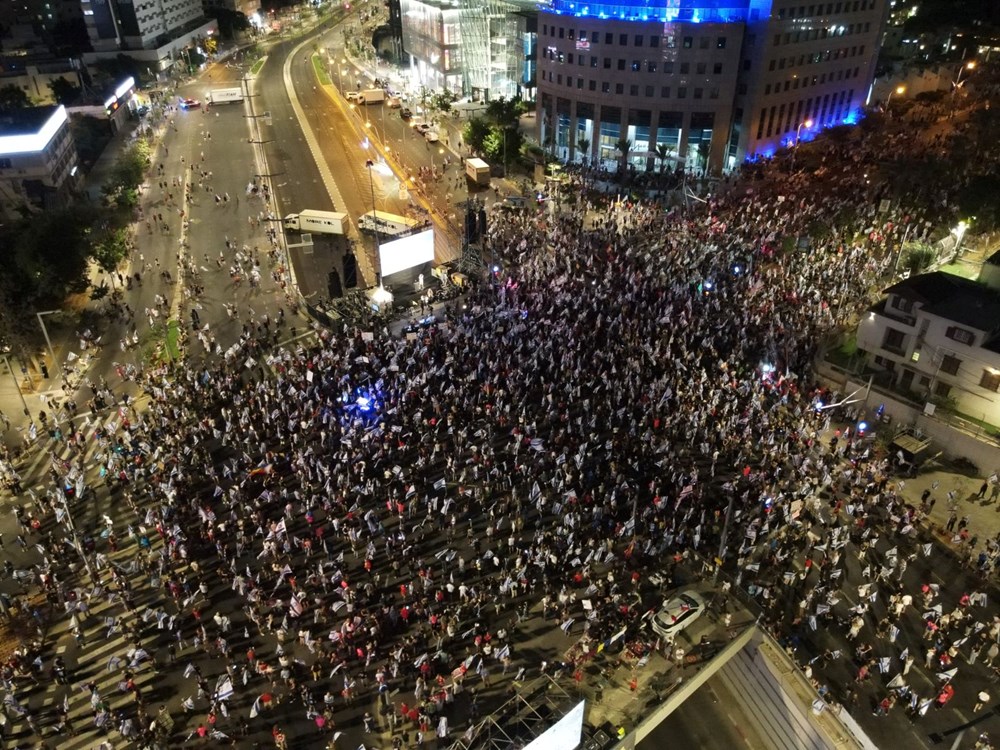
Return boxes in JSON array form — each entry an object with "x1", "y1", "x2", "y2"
[
  {"x1": 655, "y1": 143, "x2": 675, "y2": 173},
  {"x1": 696, "y1": 141, "x2": 711, "y2": 176},
  {"x1": 576, "y1": 137, "x2": 590, "y2": 164},
  {"x1": 615, "y1": 138, "x2": 632, "y2": 173}
]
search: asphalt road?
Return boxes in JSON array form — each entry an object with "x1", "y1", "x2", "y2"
[{"x1": 643, "y1": 673, "x2": 768, "y2": 750}]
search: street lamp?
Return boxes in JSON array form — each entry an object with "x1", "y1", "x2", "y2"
[
  {"x1": 36, "y1": 310, "x2": 58, "y2": 373},
  {"x1": 954, "y1": 60, "x2": 977, "y2": 90},
  {"x1": 794, "y1": 118, "x2": 814, "y2": 146},
  {"x1": 364, "y1": 148, "x2": 381, "y2": 286},
  {"x1": 791, "y1": 119, "x2": 813, "y2": 170},
  {"x1": 886, "y1": 85, "x2": 905, "y2": 110}
]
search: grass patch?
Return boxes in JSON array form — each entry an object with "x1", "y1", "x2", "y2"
[
  {"x1": 249, "y1": 57, "x2": 266, "y2": 76},
  {"x1": 952, "y1": 410, "x2": 1000, "y2": 436},
  {"x1": 138, "y1": 320, "x2": 182, "y2": 365},
  {"x1": 165, "y1": 320, "x2": 181, "y2": 361},
  {"x1": 938, "y1": 262, "x2": 980, "y2": 280},
  {"x1": 825, "y1": 334, "x2": 859, "y2": 369},
  {"x1": 311, "y1": 54, "x2": 331, "y2": 86}
]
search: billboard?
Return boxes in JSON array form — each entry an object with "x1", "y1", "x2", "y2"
[
  {"x1": 379, "y1": 228, "x2": 434, "y2": 277},
  {"x1": 523, "y1": 700, "x2": 585, "y2": 750}
]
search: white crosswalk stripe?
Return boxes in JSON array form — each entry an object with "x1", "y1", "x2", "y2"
[{"x1": 4, "y1": 532, "x2": 179, "y2": 745}]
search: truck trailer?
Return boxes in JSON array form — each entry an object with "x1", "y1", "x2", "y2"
[
  {"x1": 359, "y1": 88, "x2": 386, "y2": 105},
  {"x1": 465, "y1": 158, "x2": 491, "y2": 187},
  {"x1": 207, "y1": 88, "x2": 244, "y2": 105},
  {"x1": 358, "y1": 210, "x2": 422, "y2": 236},
  {"x1": 283, "y1": 210, "x2": 348, "y2": 234}
]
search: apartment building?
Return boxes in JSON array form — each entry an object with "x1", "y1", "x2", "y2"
[
  {"x1": 856, "y1": 263, "x2": 1000, "y2": 426},
  {"x1": 0, "y1": 104, "x2": 80, "y2": 220}
]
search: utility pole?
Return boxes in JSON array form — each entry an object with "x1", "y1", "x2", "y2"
[{"x1": 713, "y1": 491, "x2": 736, "y2": 584}]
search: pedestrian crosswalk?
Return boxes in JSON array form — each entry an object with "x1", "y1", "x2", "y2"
[{"x1": 4, "y1": 530, "x2": 176, "y2": 746}]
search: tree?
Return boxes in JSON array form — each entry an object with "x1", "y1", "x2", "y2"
[
  {"x1": 462, "y1": 117, "x2": 490, "y2": 154},
  {"x1": 482, "y1": 125, "x2": 523, "y2": 167},
  {"x1": 576, "y1": 137, "x2": 590, "y2": 163},
  {"x1": 11, "y1": 206, "x2": 99, "y2": 301},
  {"x1": 208, "y1": 8, "x2": 250, "y2": 39},
  {"x1": 91, "y1": 227, "x2": 131, "y2": 277},
  {"x1": 901, "y1": 244, "x2": 936, "y2": 276},
  {"x1": 430, "y1": 90, "x2": 456, "y2": 115},
  {"x1": 654, "y1": 143, "x2": 675, "y2": 173},
  {"x1": 614, "y1": 138, "x2": 632, "y2": 173},
  {"x1": 71, "y1": 115, "x2": 113, "y2": 167},
  {"x1": 187, "y1": 48, "x2": 207, "y2": 69},
  {"x1": 696, "y1": 141, "x2": 711, "y2": 175},
  {"x1": 103, "y1": 142, "x2": 149, "y2": 208},
  {"x1": 485, "y1": 97, "x2": 521, "y2": 128},
  {"x1": 0, "y1": 85, "x2": 31, "y2": 113},
  {"x1": 48, "y1": 76, "x2": 80, "y2": 106}
]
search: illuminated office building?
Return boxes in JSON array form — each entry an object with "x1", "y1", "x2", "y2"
[
  {"x1": 399, "y1": 0, "x2": 537, "y2": 100},
  {"x1": 536, "y1": 0, "x2": 887, "y2": 173}
]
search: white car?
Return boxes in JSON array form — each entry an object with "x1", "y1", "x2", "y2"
[
  {"x1": 346, "y1": 91, "x2": 360, "y2": 103},
  {"x1": 423, "y1": 130, "x2": 440, "y2": 142},
  {"x1": 650, "y1": 591, "x2": 706, "y2": 639}
]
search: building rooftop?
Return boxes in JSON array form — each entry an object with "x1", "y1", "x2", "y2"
[
  {"x1": 0, "y1": 105, "x2": 66, "y2": 155},
  {"x1": 0, "y1": 105, "x2": 60, "y2": 138},
  {"x1": 886, "y1": 271, "x2": 1000, "y2": 333}
]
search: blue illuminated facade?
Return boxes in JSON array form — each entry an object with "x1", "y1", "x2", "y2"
[
  {"x1": 547, "y1": 0, "x2": 752, "y2": 24},
  {"x1": 535, "y1": 0, "x2": 888, "y2": 172}
]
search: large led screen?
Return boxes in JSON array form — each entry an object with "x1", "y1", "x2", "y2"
[
  {"x1": 379, "y1": 229, "x2": 434, "y2": 277},
  {"x1": 523, "y1": 700, "x2": 585, "y2": 750}
]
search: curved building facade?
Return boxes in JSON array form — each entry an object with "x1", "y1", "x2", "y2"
[{"x1": 536, "y1": 0, "x2": 887, "y2": 173}]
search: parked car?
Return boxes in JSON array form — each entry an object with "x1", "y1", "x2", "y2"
[
  {"x1": 346, "y1": 91, "x2": 360, "y2": 103},
  {"x1": 414, "y1": 122, "x2": 432, "y2": 134},
  {"x1": 423, "y1": 130, "x2": 440, "y2": 142},
  {"x1": 179, "y1": 98, "x2": 201, "y2": 109},
  {"x1": 400, "y1": 108, "x2": 413, "y2": 120},
  {"x1": 649, "y1": 591, "x2": 706, "y2": 639},
  {"x1": 387, "y1": 97, "x2": 402, "y2": 108}
]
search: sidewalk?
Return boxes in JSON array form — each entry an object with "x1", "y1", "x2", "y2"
[{"x1": 896, "y1": 469, "x2": 1000, "y2": 556}]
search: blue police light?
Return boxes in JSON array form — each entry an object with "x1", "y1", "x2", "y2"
[
  {"x1": 492, "y1": 265, "x2": 499, "y2": 273},
  {"x1": 857, "y1": 421, "x2": 868, "y2": 433},
  {"x1": 733, "y1": 265, "x2": 741, "y2": 275},
  {"x1": 356, "y1": 395, "x2": 372, "y2": 411},
  {"x1": 703, "y1": 280, "x2": 713, "y2": 290}
]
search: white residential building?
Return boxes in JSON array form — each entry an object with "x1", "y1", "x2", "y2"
[
  {"x1": 856, "y1": 263, "x2": 1000, "y2": 426},
  {"x1": 79, "y1": 0, "x2": 217, "y2": 70},
  {"x1": 0, "y1": 104, "x2": 81, "y2": 220}
]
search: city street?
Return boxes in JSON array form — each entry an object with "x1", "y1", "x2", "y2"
[{"x1": 1, "y1": 8, "x2": 1000, "y2": 750}]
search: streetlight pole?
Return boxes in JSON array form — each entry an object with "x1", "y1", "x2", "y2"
[
  {"x1": 59, "y1": 491, "x2": 96, "y2": 582},
  {"x1": 36, "y1": 311, "x2": 58, "y2": 371},
  {"x1": 365, "y1": 151, "x2": 381, "y2": 286},
  {"x1": 885, "y1": 85, "x2": 905, "y2": 114},
  {"x1": 952, "y1": 61, "x2": 977, "y2": 109},
  {"x1": 1, "y1": 355, "x2": 29, "y2": 417},
  {"x1": 791, "y1": 118, "x2": 813, "y2": 171}
]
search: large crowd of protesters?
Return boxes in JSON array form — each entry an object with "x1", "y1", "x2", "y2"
[{"x1": 0, "y1": 65, "x2": 998, "y2": 750}]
